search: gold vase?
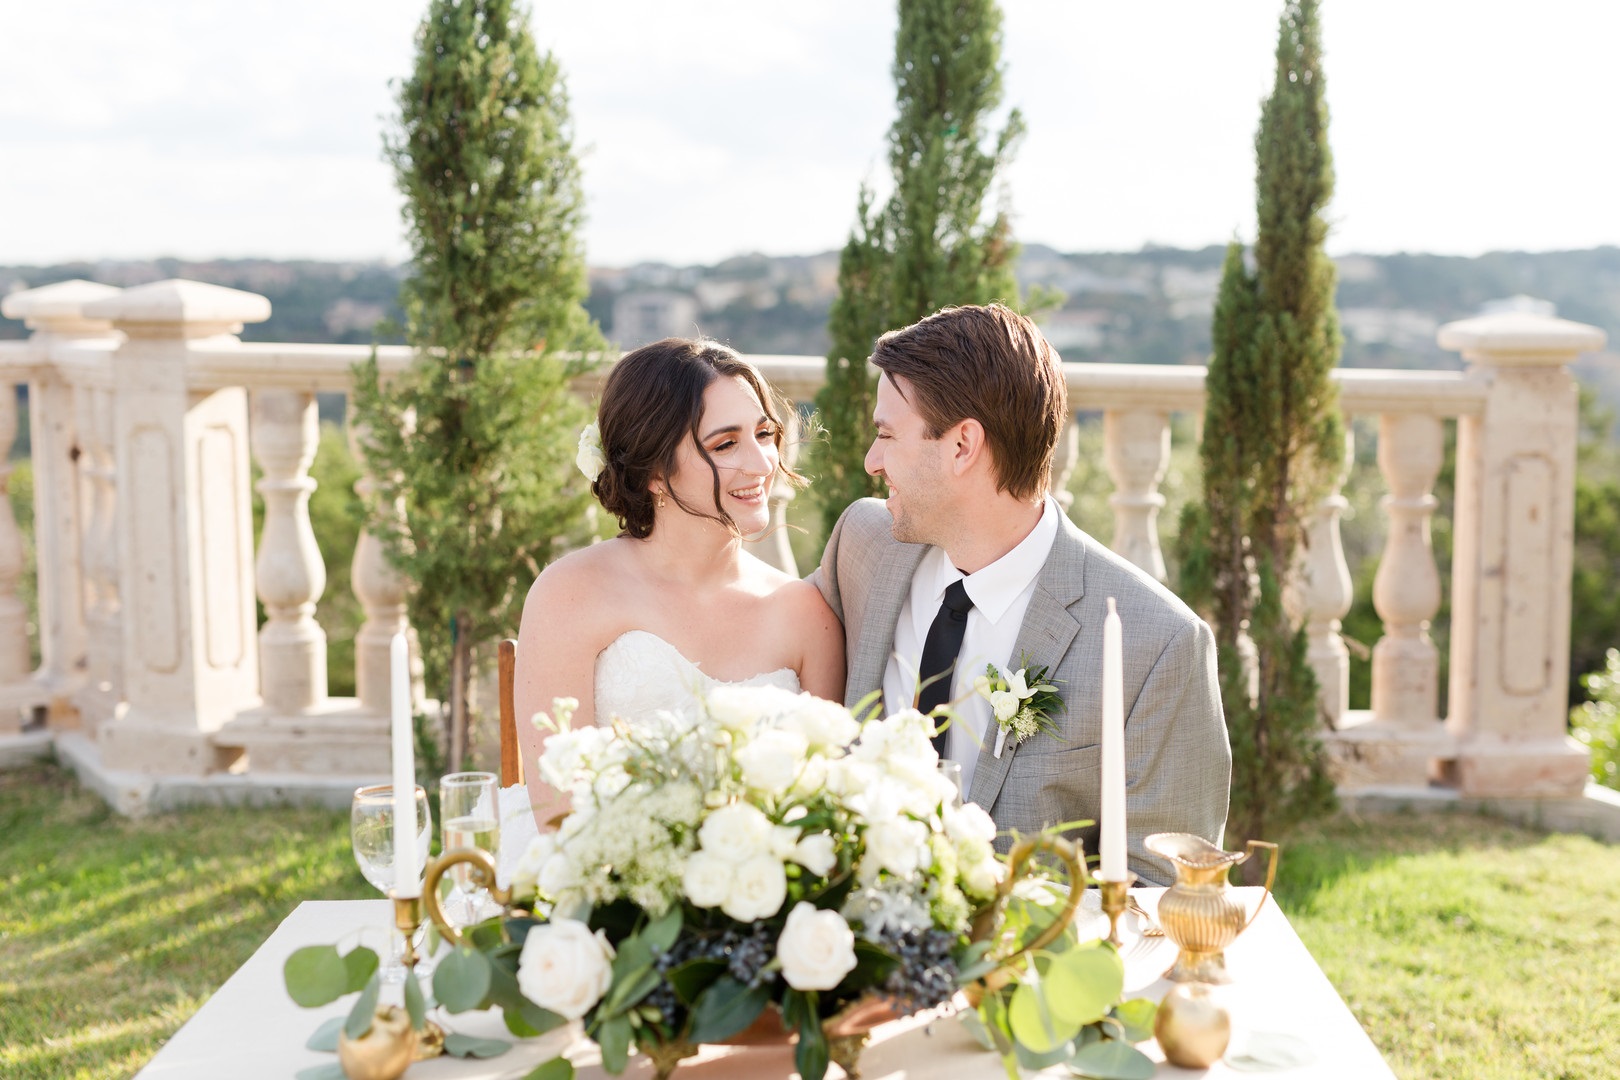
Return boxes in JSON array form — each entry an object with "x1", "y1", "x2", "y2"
[
  {"x1": 337, "y1": 1005, "x2": 417, "y2": 1080},
  {"x1": 1143, "y1": 833, "x2": 1277, "y2": 984},
  {"x1": 1154, "y1": 982, "x2": 1231, "y2": 1068}
]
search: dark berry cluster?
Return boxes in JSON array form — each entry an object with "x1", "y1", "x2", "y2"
[
  {"x1": 880, "y1": 927, "x2": 958, "y2": 1012},
  {"x1": 643, "y1": 924, "x2": 781, "y2": 1026}
]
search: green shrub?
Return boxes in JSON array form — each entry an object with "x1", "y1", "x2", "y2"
[{"x1": 1572, "y1": 647, "x2": 1620, "y2": 791}]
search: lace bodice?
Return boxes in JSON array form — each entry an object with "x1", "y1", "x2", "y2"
[
  {"x1": 497, "y1": 631, "x2": 799, "y2": 885},
  {"x1": 592, "y1": 630, "x2": 800, "y2": 719}
]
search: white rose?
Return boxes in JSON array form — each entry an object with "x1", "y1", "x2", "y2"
[
  {"x1": 989, "y1": 690, "x2": 1020, "y2": 723},
  {"x1": 735, "y1": 728, "x2": 809, "y2": 796},
  {"x1": 943, "y1": 802, "x2": 997, "y2": 845},
  {"x1": 707, "y1": 684, "x2": 802, "y2": 734},
  {"x1": 722, "y1": 854, "x2": 788, "y2": 921},
  {"x1": 538, "y1": 850, "x2": 582, "y2": 898},
  {"x1": 698, "y1": 802, "x2": 774, "y2": 862},
  {"x1": 776, "y1": 902, "x2": 858, "y2": 991},
  {"x1": 575, "y1": 422, "x2": 605, "y2": 482},
  {"x1": 781, "y1": 694, "x2": 861, "y2": 750},
  {"x1": 511, "y1": 834, "x2": 557, "y2": 895},
  {"x1": 961, "y1": 853, "x2": 1006, "y2": 899},
  {"x1": 791, "y1": 832, "x2": 838, "y2": 876},
  {"x1": 864, "y1": 818, "x2": 929, "y2": 879},
  {"x1": 539, "y1": 726, "x2": 608, "y2": 792},
  {"x1": 516, "y1": 918, "x2": 615, "y2": 1020},
  {"x1": 682, "y1": 849, "x2": 733, "y2": 908}
]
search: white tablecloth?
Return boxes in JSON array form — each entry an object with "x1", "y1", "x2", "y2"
[{"x1": 135, "y1": 889, "x2": 1392, "y2": 1078}]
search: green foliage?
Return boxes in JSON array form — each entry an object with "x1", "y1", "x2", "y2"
[
  {"x1": 813, "y1": 0, "x2": 1026, "y2": 534},
  {"x1": 1178, "y1": 0, "x2": 1340, "y2": 853},
  {"x1": 1572, "y1": 648, "x2": 1620, "y2": 790},
  {"x1": 356, "y1": 0, "x2": 604, "y2": 766},
  {"x1": 1571, "y1": 387, "x2": 1620, "y2": 706}
]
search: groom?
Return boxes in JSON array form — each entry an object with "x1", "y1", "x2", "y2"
[{"x1": 811, "y1": 303, "x2": 1229, "y2": 885}]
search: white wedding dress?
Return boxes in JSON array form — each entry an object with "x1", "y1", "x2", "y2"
[{"x1": 497, "y1": 631, "x2": 801, "y2": 881}]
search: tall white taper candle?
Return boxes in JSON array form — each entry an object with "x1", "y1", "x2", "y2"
[
  {"x1": 1100, "y1": 598, "x2": 1127, "y2": 880},
  {"x1": 390, "y1": 632, "x2": 420, "y2": 898}
]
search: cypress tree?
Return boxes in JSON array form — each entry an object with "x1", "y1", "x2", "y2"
[
  {"x1": 1180, "y1": 0, "x2": 1341, "y2": 856},
  {"x1": 815, "y1": 0, "x2": 1025, "y2": 533},
  {"x1": 353, "y1": 0, "x2": 602, "y2": 770}
]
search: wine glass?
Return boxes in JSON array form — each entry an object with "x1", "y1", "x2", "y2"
[
  {"x1": 937, "y1": 760, "x2": 965, "y2": 808},
  {"x1": 350, "y1": 783, "x2": 432, "y2": 982},
  {"x1": 439, "y1": 771, "x2": 501, "y2": 926}
]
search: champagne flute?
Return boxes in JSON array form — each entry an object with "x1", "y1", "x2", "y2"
[
  {"x1": 439, "y1": 771, "x2": 501, "y2": 926},
  {"x1": 351, "y1": 783, "x2": 432, "y2": 982}
]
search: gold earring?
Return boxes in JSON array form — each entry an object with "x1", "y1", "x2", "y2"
[{"x1": 656, "y1": 491, "x2": 667, "y2": 509}]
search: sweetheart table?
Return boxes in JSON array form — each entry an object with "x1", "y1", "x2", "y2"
[{"x1": 133, "y1": 888, "x2": 1392, "y2": 1079}]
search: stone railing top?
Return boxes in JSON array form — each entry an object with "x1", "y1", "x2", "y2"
[
  {"x1": 83, "y1": 279, "x2": 272, "y2": 339},
  {"x1": 1, "y1": 279, "x2": 122, "y2": 337},
  {"x1": 1438, "y1": 311, "x2": 1607, "y2": 361}
]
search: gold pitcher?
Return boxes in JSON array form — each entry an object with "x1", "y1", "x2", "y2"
[{"x1": 1144, "y1": 832, "x2": 1277, "y2": 984}]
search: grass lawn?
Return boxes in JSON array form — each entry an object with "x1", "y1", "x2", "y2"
[{"x1": 4, "y1": 759, "x2": 1619, "y2": 1079}]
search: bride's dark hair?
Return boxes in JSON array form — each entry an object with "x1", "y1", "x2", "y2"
[{"x1": 593, "y1": 338, "x2": 804, "y2": 539}]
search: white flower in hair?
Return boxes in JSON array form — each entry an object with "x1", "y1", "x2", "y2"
[{"x1": 576, "y1": 421, "x2": 605, "y2": 481}]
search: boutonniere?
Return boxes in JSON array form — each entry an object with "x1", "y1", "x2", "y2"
[{"x1": 975, "y1": 657, "x2": 1063, "y2": 758}]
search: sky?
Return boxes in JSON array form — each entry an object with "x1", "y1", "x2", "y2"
[{"x1": 3, "y1": 0, "x2": 1617, "y2": 267}]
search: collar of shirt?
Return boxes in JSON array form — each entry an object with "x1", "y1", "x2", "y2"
[{"x1": 923, "y1": 496, "x2": 1062, "y2": 626}]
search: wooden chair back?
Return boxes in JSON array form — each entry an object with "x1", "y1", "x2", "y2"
[{"x1": 498, "y1": 638, "x2": 522, "y2": 787}]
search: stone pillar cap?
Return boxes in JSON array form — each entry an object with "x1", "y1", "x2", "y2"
[
  {"x1": 82, "y1": 278, "x2": 272, "y2": 339},
  {"x1": 1, "y1": 278, "x2": 124, "y2": 336},
  {"x1": 1438, "y1": 311, "x2": 1606, "y2": 361}
]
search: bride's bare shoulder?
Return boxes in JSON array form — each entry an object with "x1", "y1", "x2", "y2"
[{"x1": 523, "y1": 540, "x2": 640, "y2": 616}]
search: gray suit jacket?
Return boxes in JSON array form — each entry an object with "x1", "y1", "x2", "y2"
[{"x1": 811, "y1": 498, "x2": 1230, "y2": 885}]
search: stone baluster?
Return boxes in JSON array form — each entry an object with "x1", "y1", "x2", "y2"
[
  {"x1": 0, "y1": 388, "x2": 30, "y2": 689},
  {"x1": 252, "y1": 390, "x2": 327, "y2": 714},
  {"x1": 1050, "y1": 411, "x2": 1081, "y2": 517},
  {"x1": 349, "y1": 409, "x2": 416, "y2": 717},
  {"x1": 83, "y1": 280, "x2": 266, "y2": 775},
  {"x1": 1370, "y1": 414, "x2": 1444, "y2": 727},
  {"x1": 1103, "y1": 409, "x2": 1170, "y2": 582},
  {"x1": 760, "y1": 403, "x2": 802, "y2": 576},
  {"x1": 1440, "y1": 312, "x2": 1601, "y2": 797},
  {"x1": 76, "y1": 384, "x2": 124, "y2": 723},
  {"x1": 1286, "y1": 428, "x2": 1355, "y2": 728}
]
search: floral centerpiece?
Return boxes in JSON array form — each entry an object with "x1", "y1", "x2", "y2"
[{"x1": 287, "y1": 686, "x2": 1157, "y2": 1080}]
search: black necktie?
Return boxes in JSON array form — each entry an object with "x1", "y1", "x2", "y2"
[{"x1": 918, "y1": 579, "x2": 974, "y2": 756}]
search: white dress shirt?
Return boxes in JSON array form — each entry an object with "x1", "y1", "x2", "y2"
[{"x1": 882, "y1": 497, "x2": 1062, "y2": 797}]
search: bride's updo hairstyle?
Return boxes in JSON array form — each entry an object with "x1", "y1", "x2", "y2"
[{"x1": 593, "y1": 337, "x2": 804, "y2": 539}]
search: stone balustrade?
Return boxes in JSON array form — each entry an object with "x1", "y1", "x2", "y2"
[{"x1": 0, "y1": 278, "x2": 1604, "y2": 807}]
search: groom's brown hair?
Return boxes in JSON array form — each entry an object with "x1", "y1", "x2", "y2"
[{"x1": 870, "y1": 303, "x2": 1067, "y2": 502}]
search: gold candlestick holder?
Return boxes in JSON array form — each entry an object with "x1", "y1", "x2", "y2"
[
  {"x1": 391, "y1": 892, "x2": 425, "y2": 970},
  {"x1": 1094, "y1": 871, "x2": 1137, "y2": 948}
]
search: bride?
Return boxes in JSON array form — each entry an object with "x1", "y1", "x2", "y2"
[{"x1": 511, "y1": 337, "x2": 845, "y2": 832}]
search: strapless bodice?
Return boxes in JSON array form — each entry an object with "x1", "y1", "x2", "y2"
[
  {"x1": 498, "y1": 631, "x2": 800, "y2": 885},
  {"x1": 593, "y1": 629, "x2": 800, "y2": 719}
]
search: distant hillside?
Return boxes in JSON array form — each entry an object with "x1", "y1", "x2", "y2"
[{"x1": 5, "y1": 247, "x2": 1618, "y2": 418}]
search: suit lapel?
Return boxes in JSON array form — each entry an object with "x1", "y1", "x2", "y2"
[
  {"x1": 848, "y1": 540, "x2": 928, "y2": 710},
  {"x1": 968, "y1": 516, "x2": 1090, "y2": 809}
]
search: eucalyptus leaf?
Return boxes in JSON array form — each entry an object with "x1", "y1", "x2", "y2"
[
  {"x1": 597, "y1": 1014, "x2": 633, "y2": 1074},
  {"x1": 1111, "y1": 998, "x2": 1157, "y2": 1044},
  {"x1": 687, "y1": 976, "x2": 770, "y2": 1043},
  {"x1": 641, "y1": 906, "x2": 683, "y2": 954},
  {"x1": 1044, "y1": 946, "x2": 1124, "y2": 1027},
  {"x1": 435, "y1": 947, "x2": 494, "y2": 1013},
  {"x1": 957, "y1": 1009, "x2": 997, "y2": 1052},
  {"x1": 344, "y1": 975, "x2": 381, "y2": 1040},
  {"x1": 284, "y1": 946, "x2": 349, "y2": 1008},
  {"x1": 304, "y1": 1016, "x2": 345, "y2": 1052},
  {"x1": 1066, "y1": 1039, "x2": 1155, "y2": 1080},
  {"x1": 524, "y1": 1058, "x2": 575, "y2": 1080},
  {"x1": 444, "y1": 1033, "x2": 514, "y2": 1059},
  {"x1": 294, "y1": 1064, "x2": 349, "y2": 1080},
  {"x1": 834, "y1": 939, "x2": 898, "y2": 995},
  {"x1": 1015, "y1": 1039, "x2": 1077, "y2": 1072},
  {"x1": 667, "y1": 957, "x2": 726, "y2": 1005},
  {"x1": 1009, "y1": 980, "x2": 1080, "y2": 1054},
  {"x1": 795, "y1": 1000, "x2": 829, "y2": 1080},
  {"x1": 487, "y1": 962, "x2": 565, "y2": 1035},
  {"x1": 341, "y1": 946, "x2": 380, "y2": 993},
  {"x1": 403, "y1": 972, "x2": 427, "y2": 1030}
]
